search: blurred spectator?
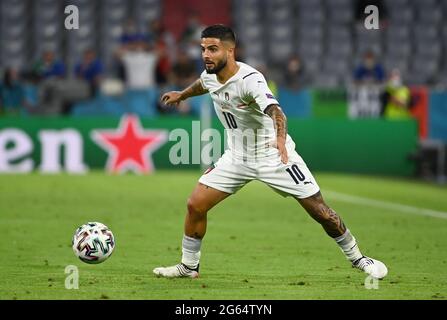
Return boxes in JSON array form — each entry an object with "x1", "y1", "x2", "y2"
[
  {"x1": 120, "y1": 19, "x2": 145, "y2": 45},
  {"x1": 354, "y1": 51, "x2": 385, "y2": 84},
  {"x1": 381, "y1": 69, "x2": 411, "y2": 119},
  {"x1": 180, "y1": 12, "x2": 206, "y2": 73},
  {"x1": 115, "y1": 39, "x2": 160, "y2": 117},
  {"x1": 31, "y1": 51, "x2": 68, "y2": 115},
  {"x1": 32, "y1": 51, "x2": 66, "y2": 80},
  {"x1": 0, "y1": 68, "x2": 30, "y2": 115},
  {"x1": 147, "y1": 20, "x2": 176, "y2": 86},
  {"x1": 168, "y1": 49, "x2": 199, "y2": 115},
  {"x1": 283, "y1": 55, "x2": 310, "y2": 91},
  {"x1": 115, "y1": 41, "x2": 159, "y2": 90},
  {"x1": 116, "y1": 20, "x2": 145, "y2": 81},
  {"x1": 180, "y1": 12, "x2": 204, "y2": 44},
  {"x1": 75, "y1": 49, "x2": 104, "y2": 96},
  {"x1": 171, "y1": 49, "x2": 197, "y2": 88}
]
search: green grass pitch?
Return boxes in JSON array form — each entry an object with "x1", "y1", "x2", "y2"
[{"x1": 0, "y1": 171, "x2": 446, "y2": 300}]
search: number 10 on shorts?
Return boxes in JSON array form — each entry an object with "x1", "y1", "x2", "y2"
[{"x1": 286, "y1": 164, "x2": 306, "y2": 184}]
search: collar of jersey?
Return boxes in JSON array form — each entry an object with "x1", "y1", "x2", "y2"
[{"x1": 208, "y1": 62, "x2": 244, "y2": 93}]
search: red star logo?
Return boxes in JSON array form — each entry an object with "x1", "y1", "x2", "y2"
[{"x1": 91, "y1": 115, "x2": 168, "y2": 174}]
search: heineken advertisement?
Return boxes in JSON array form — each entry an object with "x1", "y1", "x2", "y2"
[{"x1": 0, "y1": 115, "x2": 417, "y2": 176}]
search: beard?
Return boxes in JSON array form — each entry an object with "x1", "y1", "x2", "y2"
[{"x1": 205, "y1": 58, "x2": 227, "y2": 74}]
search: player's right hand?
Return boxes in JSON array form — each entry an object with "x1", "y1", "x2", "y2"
[{"x1": 161, "y1": 91, "x2": 183, "y2": 106}]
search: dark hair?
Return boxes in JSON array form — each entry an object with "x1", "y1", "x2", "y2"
[{"x1": 201, "y1": 24, "x2": 236, "y2": 44}]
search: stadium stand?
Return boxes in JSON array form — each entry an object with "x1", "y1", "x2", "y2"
[
  {"x1": 232, "y1": 0, "x2": 445, "y2": 88},
  {"x1": 1, "y1": 0, "x2": 447, "y2": 115},
  {"x1": 1, "y1": 0, "x2": 446, "y2": 85}
]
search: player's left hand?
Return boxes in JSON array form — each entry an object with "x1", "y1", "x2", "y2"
[{"x1": 277, "y1": 138, "x2": 288, "y2": 164}]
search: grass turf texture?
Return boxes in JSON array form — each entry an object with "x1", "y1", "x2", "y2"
[{"x1": 0, "y1": 171, "x2": 446, "y2": 300}]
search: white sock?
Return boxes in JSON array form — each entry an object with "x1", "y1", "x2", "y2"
[
  {"x1": 334, "y1": 229, "x2": 363, "y2": 263},
  {"x1": 181, "y1": 235, "x2": 201, "y2": 269}
]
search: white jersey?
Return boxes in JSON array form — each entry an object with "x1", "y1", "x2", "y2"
[{"x1": 200, "y1": 62, "x2": 294, "y2": 160}]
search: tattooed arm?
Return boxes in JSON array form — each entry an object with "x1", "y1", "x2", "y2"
[
  {"x1": 264, "y1": 104, "x2": 288, "y2": 164},
  {"x1": 161, "y1": 79, "x2": 208, "y2": 106}
]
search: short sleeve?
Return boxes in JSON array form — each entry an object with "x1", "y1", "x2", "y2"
[
  {"x1": 199, "y1": 70, "x2": 208, "y2": 91},
  {"x1": 242, "y1": 73, "x2": 279, "y2": 112}
]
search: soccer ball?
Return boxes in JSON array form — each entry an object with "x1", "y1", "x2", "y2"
[{"x1": 72, "y1": 222, "x2": 115, "y2": 264}]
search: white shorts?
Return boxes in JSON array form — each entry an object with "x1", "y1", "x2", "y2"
[{"x1": 198, "y1": 147, "x2": 320, "y2": 199}]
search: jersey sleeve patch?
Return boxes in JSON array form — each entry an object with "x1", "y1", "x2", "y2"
[{"x1": 243, "y1": 74, "x2": 279, "y2": 112}]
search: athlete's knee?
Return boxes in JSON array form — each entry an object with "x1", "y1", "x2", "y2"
[{"x1": 187, "y1": 197, "x2": 208, "y2": 217}]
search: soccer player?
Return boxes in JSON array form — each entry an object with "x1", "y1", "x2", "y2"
[{"x1": 153, "y1": 25, "x2": 387, "y2": 280}]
